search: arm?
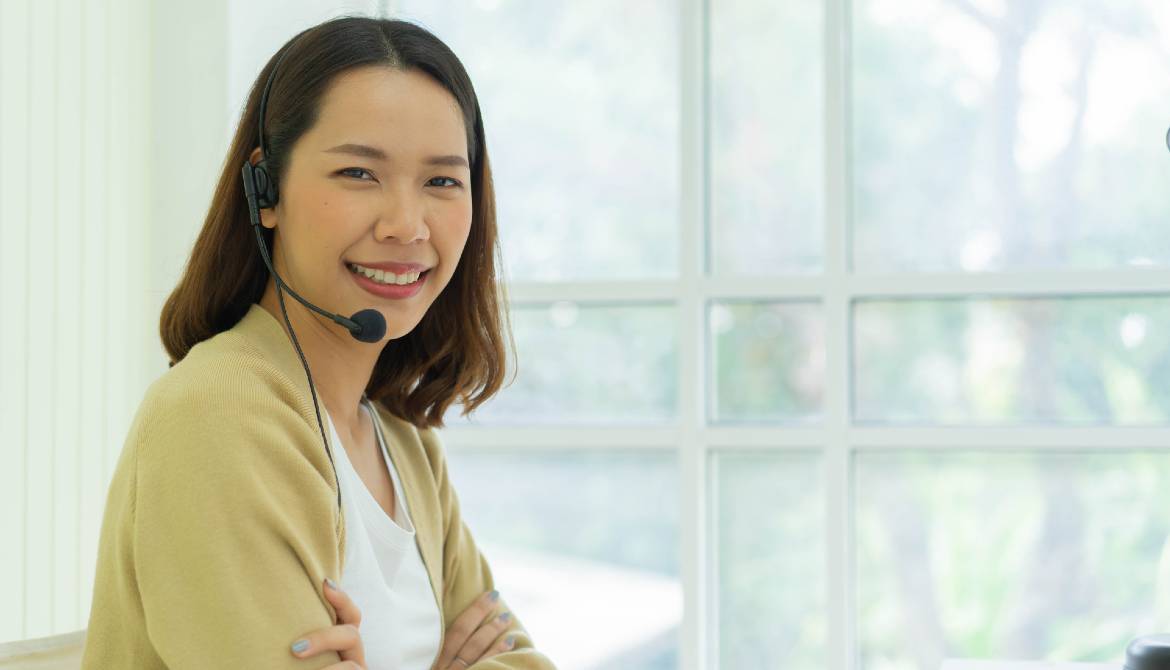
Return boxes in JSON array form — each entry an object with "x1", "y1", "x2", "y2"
[
  {"x1": 419, "y1": 428, "x2": 558, "y2": 670},
  {"x1": 132, "y1": 376, "x2": 345, "y2": 668}
]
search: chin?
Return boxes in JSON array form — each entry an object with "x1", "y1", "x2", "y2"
[{"x1": 379, "y1": 314, "x2": 427, "y2": 342}]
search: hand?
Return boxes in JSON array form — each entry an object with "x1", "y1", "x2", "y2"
[
  {"x1": 290, "y1": 578, "x2": 368, "y2": 669},
  {"x1": 433, "y1": 589, "x2": 517, "y2": 670}
]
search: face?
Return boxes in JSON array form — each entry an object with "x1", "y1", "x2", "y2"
[{"x1": 252, "y1": 66, "x2": 473, "y2": 342}]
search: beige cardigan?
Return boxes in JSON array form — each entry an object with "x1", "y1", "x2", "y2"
[{"x1": 81, "y1": 303, "x2": 555, "y2": 669}]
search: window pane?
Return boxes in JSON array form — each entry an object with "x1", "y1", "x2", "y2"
[
  {"x1": 396, "y1": 1, "x2": 680, "y2": 281},
  {"x1": 709, "y1": 301, "x2": 825, "y2": 423},
  {"x1": 853, "y1": 296, "x2": 1170, "y2": 424},
  {"x1": 447, "y1": 302, "x2": 676, "y2": 426},
  {"x1": 446, "y1": 448, "x2": 681, "y2": 670},
  {"x1": 712, "y1": 450, "x2": 825, "y2": 668},
  {"x1": 852, "y1": 0, "x2": 1170, "y2": 272},
  {"x1": 856, "y1": 450, "x2": 1170, "y2": 670},
  {"x1": 710, "y1": 0, "x2": 823, "y2": 275}
]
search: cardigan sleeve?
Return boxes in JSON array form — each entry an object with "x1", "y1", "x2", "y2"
[
  {"x1": 131, "y1": 370, "x2": 347, "y2": 668},
  {"x1": 419, "y1": 427, "x2": 558, "y2": 670}
]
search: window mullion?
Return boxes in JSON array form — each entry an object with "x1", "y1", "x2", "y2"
[
  {"x1": 825, "y1": 0, "x2": 855, "y2": 668},
  {"x1": 680, "y1": 0, "x2": 709, "y2": 667}
]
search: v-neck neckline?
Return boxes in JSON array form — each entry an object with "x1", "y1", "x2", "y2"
[{"x1": 332, "y1": 397, "x2": 415, "y2": 541}]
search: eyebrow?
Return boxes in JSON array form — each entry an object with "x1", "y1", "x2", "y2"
[{"x1": 323, "y1": 143, "x2": 469, "y2": 169}]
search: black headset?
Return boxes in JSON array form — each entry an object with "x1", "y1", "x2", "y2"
[{"x1": 239, "y1": 35, "x2": 388, "y2": 526}]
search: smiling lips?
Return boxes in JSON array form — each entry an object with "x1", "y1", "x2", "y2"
[
  {"x1": 347, "y1": 262, "x2": 427, "y2": 285},
  {"x1": 349, "y1": 262, "x2": 429, "y2": 299}
]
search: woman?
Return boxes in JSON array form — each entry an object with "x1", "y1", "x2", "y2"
[{"x1": 81, "y1": 16, "x2": 554, "y2": 669}]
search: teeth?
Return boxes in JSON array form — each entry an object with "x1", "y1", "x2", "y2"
[{"x1": 348, "y1": 263, "x2": 423, "y2": 286}]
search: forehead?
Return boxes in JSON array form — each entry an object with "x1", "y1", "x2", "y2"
[{"x1": 305, "y1": 65, "x2": 467, "y2": 159}]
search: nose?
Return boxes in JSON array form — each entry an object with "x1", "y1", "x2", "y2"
[{"x1": 373, "y1": 187, "x2": 430, "y2": 244}]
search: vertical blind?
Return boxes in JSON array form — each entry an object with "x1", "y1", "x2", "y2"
[{"x1": 0, "y1": 0, "x2": 151, "y2": 643}]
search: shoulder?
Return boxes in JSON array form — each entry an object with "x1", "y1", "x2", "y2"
[
  {"x1": 128, "y1": 328, "x2": 333, "y2": 484},
  {"x1": 149, "y1": 328, "x2": 303, "y2": 419}
]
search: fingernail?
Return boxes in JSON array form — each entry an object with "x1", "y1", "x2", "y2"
[
  {"x1": 505, "y1": 635, "x2": 516, "y2": 648},
  {"x1": 498, "y1": 612, "x2": 512, "y2": 624},
  {"x1": 489, "y1": 589, "x2": 499, "y2": 602},
  {"x1": 291, "y1": 639, "x2": 309, "y2": 654},
  {"x1": 325, "y1": 578, "x2": 339, "y2": 591}
]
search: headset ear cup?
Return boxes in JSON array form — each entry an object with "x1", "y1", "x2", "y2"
[{"x1": 254, "y1": 159, "x2": 280, "y2": 208}]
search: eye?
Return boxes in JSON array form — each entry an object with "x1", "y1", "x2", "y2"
[
  {"x1": 337, "y1": 167, "x2": 376, "y2": 181},
  {"x1": 429, "y1": 176, "x2": 463, "y2": 188}
]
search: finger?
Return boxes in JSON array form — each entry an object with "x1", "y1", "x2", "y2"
[
  {"x1": 321, "y1": 663, "x2": 364, "y2": 670},
  {"x1": 435, "y1": 590, "x2": 499, "y2": 670},
  {"x1": 445, "y1": 654, "x2": 475, "y2": 670},
  {"x1": 324, "y1": 578, "x2": 362, "y2": 628},
  {"x1": 290, "y1": 623, "x2": 361, "y2": 660},
  {"x1": 451, "y1": 611, "x2": 513, "y2": 668},
  {"x1": 482, "y1": 632, "x2": 518, "y2": 661}
]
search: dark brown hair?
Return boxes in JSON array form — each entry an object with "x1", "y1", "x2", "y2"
[{"x1": 159, "y1": 15, "x2": 515, "y2": 429}]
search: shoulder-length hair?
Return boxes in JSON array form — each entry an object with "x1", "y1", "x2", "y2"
[{"x1": 160, "y1": 15, "x2": 514, "y2": 430}]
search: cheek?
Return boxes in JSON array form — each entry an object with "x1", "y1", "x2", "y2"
[
  {"x1": 291, "y1": 189, "x2": 364, "y2": 255},
  {"x1": 448, "y1": 224, "x2": 473, "y2": 272},
  {"x1": 431, "y1": 213, "x2": 472, "y2": 287},
  {"x1": 436, "y1": 203, "x2": 473, "y2": 253},
  {"x1": 455, "y1": 202, "x2": 474, "y2": 246}
]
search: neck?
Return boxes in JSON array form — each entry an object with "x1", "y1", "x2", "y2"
[{"x1": 257, "y1": 275, "x2": 383, "y2": 434}]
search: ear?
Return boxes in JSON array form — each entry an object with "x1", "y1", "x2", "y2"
[
  {"x1": 246, "y1": 146, "x2": 278, "y2": 230},
  {"x1": 260, "y1": 203, "x2": 277, "y2": 231}
]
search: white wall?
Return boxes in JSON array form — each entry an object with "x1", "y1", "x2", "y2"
[{"x1": 148, "y1": 0, "x2": 231, "y2": 375}]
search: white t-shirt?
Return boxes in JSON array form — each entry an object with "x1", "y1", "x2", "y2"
[{"x1": 325, "y1": 396, "x2": 443, "y2": 670}]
